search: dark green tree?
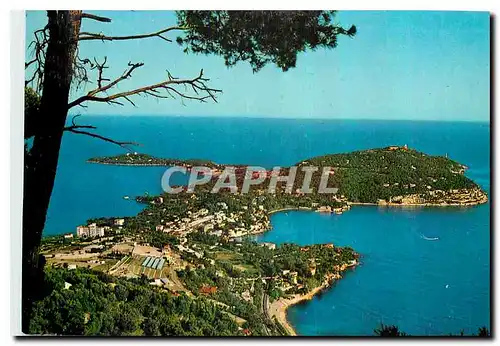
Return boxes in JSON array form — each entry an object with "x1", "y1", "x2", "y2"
[
  {"x1": 374, "y1": 324, "x2": 491, "y2": 337},
  {"x1": 374, "y1": 324, "x2": 408, "y2": 336},
  {"x1": 477, "y1": 326, "x2": 490, "y2": 337},
  {"x1": 24, "y1": 87, "x2": 41, "y2": 138},
  {"x1": 115, "y1": 305, "x2": 141, "y2": 335},
  {"x1": 143, "y1": 317, "x2": 161, "y2": 336},
  {"x1": 114, "y1": 284, "x2": 129, "y2": 301},
  {"x1": 176, "y1": 11, "x2": 355, "y2": 72}
]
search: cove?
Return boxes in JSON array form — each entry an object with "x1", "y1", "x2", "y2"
[{"x1": 256, "y1": 205, "x2": 490, "y2": 336}]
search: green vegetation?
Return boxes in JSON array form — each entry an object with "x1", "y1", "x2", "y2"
[
  {"x1": 88, "y1": 153, "x2": 219, "y2": 168},
  {"x1": 24, "y1": 87, "x2": 41, "y2": 139},
  {"x1": 30, "y1": 265, "x2": 490, "y2": 336},
  {"x1": 32, "y1": 232, "x2": 358, "y2": 336},
  {"x1": 302, "y1": 146, "x2": 479, "y2": 203},
  {"x1": 29, "y1": 267, "x2": 242, "y2": 336},
  {"x1": 179, "y1": 235, "x2": 358, "y2": 294},
  {"x1": 145, "y1": 232, "x2": 180, "y2": 248}
]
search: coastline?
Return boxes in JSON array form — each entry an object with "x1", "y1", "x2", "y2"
[
  {"x1": 349, "y1": 201, "x2": 487, "y2": 207},
  {"x1": 236, "y1": 197, "x2": 488, "y2": 241},
  {"x1": 87, "y1": 161, "x2": 172, "y2": 167},
  {"x1": 267, "y1": 262, "x2": 359, "y2": 336},
  {"x1": 268, "y1": 207, "x2": 313, "y2": 215}
]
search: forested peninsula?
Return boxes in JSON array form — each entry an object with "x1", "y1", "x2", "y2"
[{"x1": 90, "y1": 146, "x2": 488, "y2": 206}]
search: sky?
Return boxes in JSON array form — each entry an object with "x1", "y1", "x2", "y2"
[{"x1": 25, "y1": 10, "x2": 490, "y2": 122}]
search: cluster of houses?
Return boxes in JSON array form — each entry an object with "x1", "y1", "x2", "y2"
[
  {"x1": 273, "y1": 255, "x2": 358, "y2": 293},
  {"x1": 153, "y1": 200, "x2": 271, "y2": 240},
  {"x1": 175, "y1": 244, "x2": 204, "y2": 259},
  {"x1": 387, "y1": 144, "x2": 409, "y2": 151},
  {"x1": 154, "y1": 208, "x2": 214, "y2": 235},
  {"x1": 431, "y1": 187, "x2": 488, "y2": 205},
  {"x1": 317, "y1": 204, "x2": 350, "y2": 215},
  {"x1": 377, "y1": 186, "x2": 487, "y2": 206},
  {"x1": 277, "y1": 269, "x2": 300, "y2": 291}
]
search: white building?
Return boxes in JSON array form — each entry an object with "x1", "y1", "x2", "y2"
[
  {"x1": 261, "y1": 242, "x2": 276, "y2": 250},
  {"x1": 76, "y1": 226, "x2": 89, "y2": 237},
  {"x1": 76, "y1": 223, "x2": 105, "y2": 238}
]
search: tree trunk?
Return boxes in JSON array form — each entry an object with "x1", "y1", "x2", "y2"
[{"x1": 22, "y1": 10, "x2": 81, "y2": 333}]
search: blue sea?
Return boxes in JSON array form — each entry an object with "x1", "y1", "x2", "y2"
[{"x1": 44, "y1": 116, "x2": 490, "y2": 336}]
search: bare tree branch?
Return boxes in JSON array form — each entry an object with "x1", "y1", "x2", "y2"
[
  {"x1": 64, "y1": 125, "x2": 97, "y2": 130},
  {"x1": 25, "y1": 24, "x2": 50, "y2": 90},
  {"x1": 80, "y1": 13, "x2": 112, "y2": 23},
  {"x1": 123, "y1": 96, "x2": 137, "y2": 107},
  {"x1": 71, "y1": 114, "x2": 83, "y2": 126},
  {"x1": 78, "y1": 26, "x2": 185, "y2": 42},
  {"x1": 73, "y1": 53, "x2": 95, "y2": 88},
  {"x1": 64, "y1": 128, "x2": 139, "y2": 148},
  {"x1": 92, "y1": 56, "x2": 109, "y2": 89},
  {"x1": 62, "y1": 114, "x2": 98, "y2": 131},
  {"x1": 88, "y1": 61, "x2": 144, "y2": 97},
  {"x1": 68, "y1": 66, "x2": 221, "y2": 109},
  {"x1": 25, "y1": 58, "x2": 38, "y2": 69},
  {"x1": 63, "y1": 114, "x2": 138, "y2": 147}
]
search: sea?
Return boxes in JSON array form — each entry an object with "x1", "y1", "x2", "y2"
[{"x1": 43, "y1": 116, "x2": 490, "y2": 336}]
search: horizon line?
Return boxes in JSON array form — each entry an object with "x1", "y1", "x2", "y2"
[{"x1": 72, "y1": 113, "x2": 491, "y2": 124}]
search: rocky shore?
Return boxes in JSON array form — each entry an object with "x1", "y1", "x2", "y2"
[{"x1": 371, "y1": 187, "x2": 488, "y2": 207}]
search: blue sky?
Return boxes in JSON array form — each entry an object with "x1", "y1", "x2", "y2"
[{"x1": 26, "y1": 10, "x2": 490, "y2": 122}]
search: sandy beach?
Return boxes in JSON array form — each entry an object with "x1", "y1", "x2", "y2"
[{"x1": 268, "y1": 283, "x2": 330, "y2": 336}]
